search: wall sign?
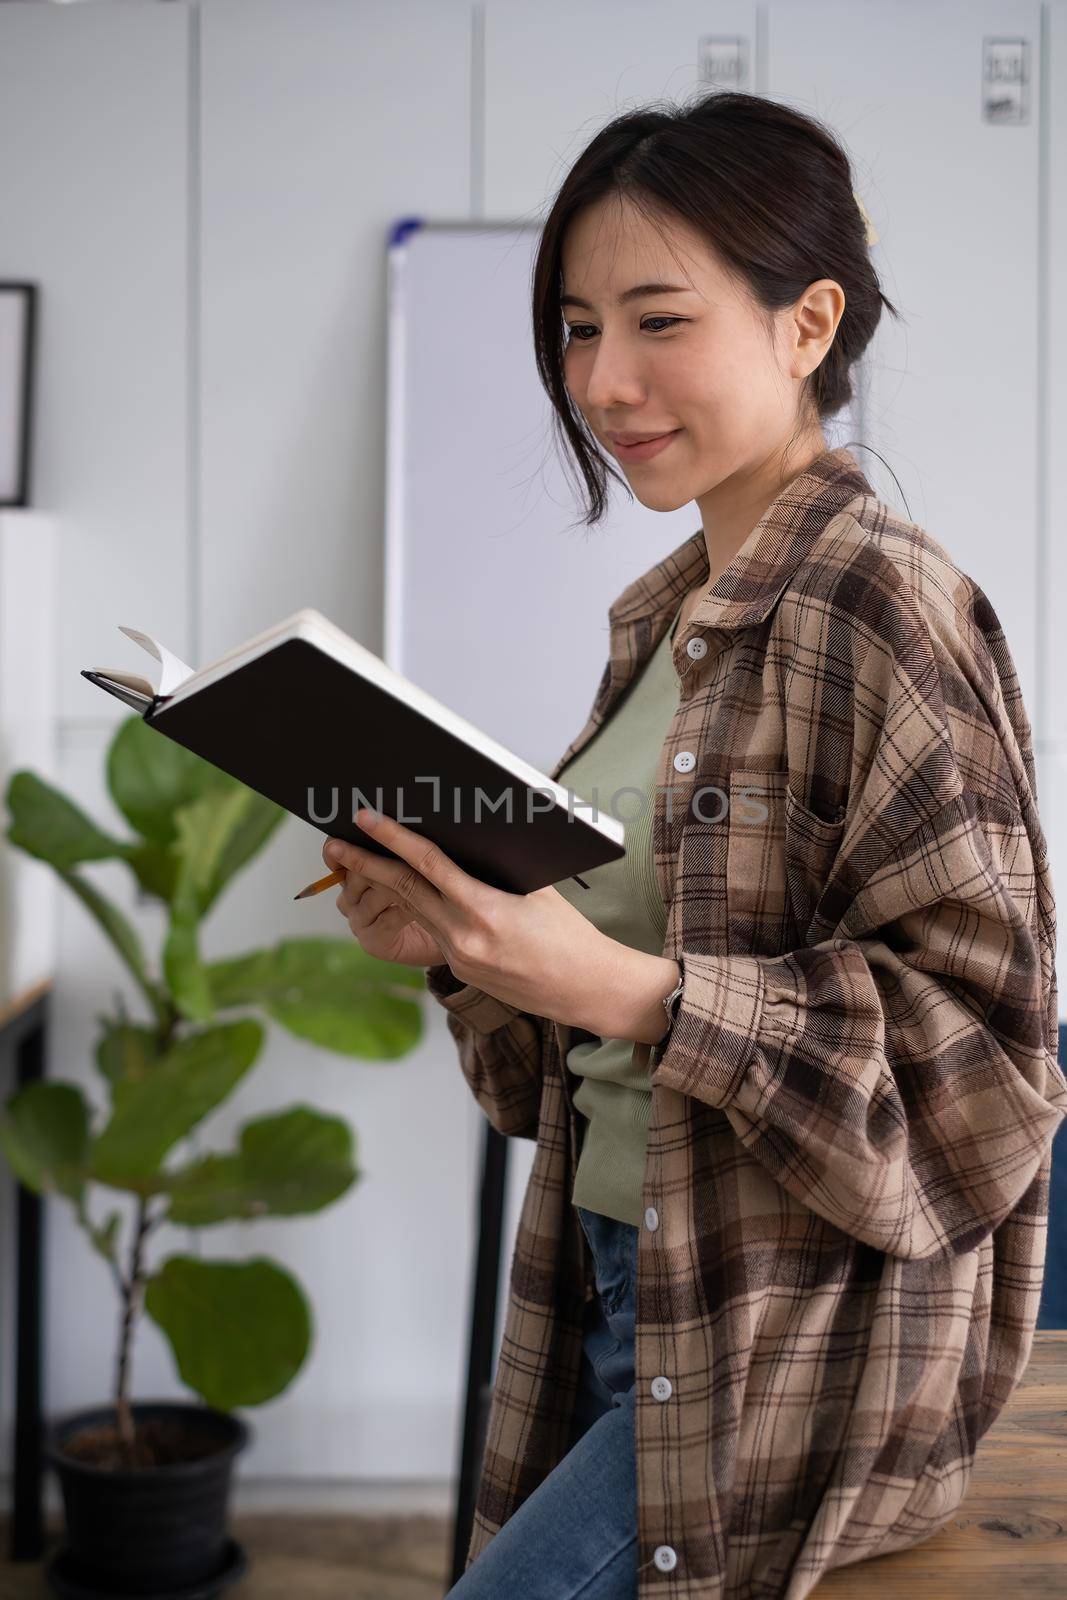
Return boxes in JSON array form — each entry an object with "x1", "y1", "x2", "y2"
[
  {"x1": 698, "y1": 36, "x2": 750, "y2": 92},
  {"x1": 982, "y1": 37, "x2": 1030, "y2": 125}
]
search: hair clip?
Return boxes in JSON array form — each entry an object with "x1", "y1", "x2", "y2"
[{"x1": 852, "y1": 190, "x2": 879, "y2": 247}]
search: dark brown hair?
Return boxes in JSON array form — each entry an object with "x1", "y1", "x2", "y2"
[{"x1": 531, "y1": 89, "x2": 901, "y2": 527}]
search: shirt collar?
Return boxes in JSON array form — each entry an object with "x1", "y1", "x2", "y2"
[{"x1": 607, "y1": 444, "x2": 876, "y2": 635}]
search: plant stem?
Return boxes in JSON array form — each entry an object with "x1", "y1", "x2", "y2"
[
  {"x1": 110, "y1": 1002, "x2": 179, "y2": 1461},
  {"x1": 114, "y1": 1196, "x2": 154, "y2": 1461}
]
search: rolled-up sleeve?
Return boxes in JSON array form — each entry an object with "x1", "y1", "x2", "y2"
[
  {"x1": 425, "y1": 963, "x2": 544, "y2": 1140},
  {"x1": 649, "y1": 786, "x2": 1067, "y2": 1260}
]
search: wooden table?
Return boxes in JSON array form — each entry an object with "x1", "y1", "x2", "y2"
[{"x1": 811, "y1": 1329, "x2": 1067, "y2": 1596}]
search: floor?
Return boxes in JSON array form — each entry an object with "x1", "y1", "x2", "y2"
[
  {"x1": 2, "y1": 1335, "x2": 1064, "y2": 1598},
  {"x1": 0, "y1": 1512, "x2": 454, "y2": 1598}
]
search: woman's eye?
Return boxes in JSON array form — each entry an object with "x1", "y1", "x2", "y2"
[{"x1": 564, "y1": 316, "x2": 683, "y2": 343}]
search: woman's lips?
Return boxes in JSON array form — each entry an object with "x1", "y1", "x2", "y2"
[{"x1": 611, "y1": 429, "x2": 681, "y2": 462}]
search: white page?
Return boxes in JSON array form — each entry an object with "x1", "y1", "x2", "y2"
[{"x1": 117, "y1": 625, "x2": 195, "y2": 697}]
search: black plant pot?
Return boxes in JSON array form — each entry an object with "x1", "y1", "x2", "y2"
[{"x1": 44, "y1": 1400, "x2": 250, "y2": 1599}]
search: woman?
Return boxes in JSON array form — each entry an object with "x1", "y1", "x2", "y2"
[{"x1": 325, "y1": 91, "x2": 1067, "y2": 1599}]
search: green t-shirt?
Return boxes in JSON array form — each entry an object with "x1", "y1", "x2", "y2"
[{"x1": 552, "y1": 599, "x2": 683, "y2": 1225}]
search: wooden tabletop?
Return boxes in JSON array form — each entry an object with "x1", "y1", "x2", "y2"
[
  {"x1": 0, "y1": 976, "x2": 52, "y2": 1036},
  {"x1": 811, "y1": 1329, "x2": 1067, "y2": 1595}
]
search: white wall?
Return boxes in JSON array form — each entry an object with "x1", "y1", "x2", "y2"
[
  {"x1": 1, "y1": 0, "x2": 485, "y2": 1510},
  {"x1": 1, "y1": 0, "x2": 1064, "y2": 1509}
]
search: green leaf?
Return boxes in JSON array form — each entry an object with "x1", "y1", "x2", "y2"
[
  {"x1": 200, "y1": 793, "x2": 288, "y2": 915},
  {"x1": 124, "y1": 839, "x2": 183, "y2": 904},
  {"x1": 162, "y1": 788, "x2": 267, "y2": 1024},
  {"x1": 182, "y1": 787, "x2": 262, "y2": 900},
  {"x1": 107, "y1": 717, "x2": 287, "y2": 909},
  {"x1": 205, "y1": 937, "x2": 425, "y2": 1058},
  {"x1": 163, "y1": 852, "x2": 213, "y2": 1022},
  {"x1": 126, "y1": 783, "x2": 286, "y2": 917},
  {"x1": 95, "y1": 1020, "x2": 166, "y2": 1096},
  {"x1": 163, "y1": 1106, "x2": 358, "y2": 1226},
  {"x1": 162, "y1": 863, "x2": 211, "y2": 1022},
  {"x1": 107, "y1": 714, "x2": 230, "y2": 846},
  {"x1": 57, "y1": 865, "x2": 161, "y2": 1020},
  {"x1": 4, "y1": 770, "x2": 135, "y2": 870},
  {"x1": 4, "y1": 770, "x2": 162, "y2": 1019},
  {"x1": 91, "y1": 1019, "x2": 263, "y2": 1188},
  {"x1": 0, "y1": 1081, "x2": 90, "y2": 1200},
  {"x1": 144, "y1": 1255, "x2": 311, "y2": 1409}
]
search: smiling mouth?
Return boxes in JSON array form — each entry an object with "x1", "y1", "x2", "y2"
[
  {"x1": 610, "y1": 429, "x2": 681, "y2": 459},
  {"x1": 610, "y1": 431, "x2": 675, "y2": 445}
]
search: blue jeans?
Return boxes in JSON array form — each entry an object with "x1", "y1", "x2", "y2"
[{"x1": 444, "y1": 1205, "x2": 640, "y2": 1599}]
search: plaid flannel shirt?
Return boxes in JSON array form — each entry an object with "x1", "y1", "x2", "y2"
[{"x1": 426, "y1": 444, "x2": 1067, "y2": 1597}]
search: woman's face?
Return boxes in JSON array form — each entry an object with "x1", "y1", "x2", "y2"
[{"x1": 560, "y1": 194, "x2": 841, "y2": 514}]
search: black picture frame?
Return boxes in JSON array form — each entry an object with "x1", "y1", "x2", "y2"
[{"x1": 0, "y1": 283, "x2": 37, "y2": 509}]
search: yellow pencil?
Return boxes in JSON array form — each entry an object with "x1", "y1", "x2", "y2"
[{"x1": 293, "y1": 867, "x2": 344, "y2": 900}]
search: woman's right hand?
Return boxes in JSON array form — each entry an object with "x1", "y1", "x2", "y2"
[{"x1": 325, "y1": 845, "x2": 448, "y2": 969}]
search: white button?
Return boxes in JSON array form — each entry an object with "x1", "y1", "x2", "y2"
[
  {"x1": 686, "y1": 636, "x2": 707, "y2": 659},
  {"x1": 653, "y1": 1545, "x2": 678, "y2": 1571},
  {"x1": 651, "y1": 1375, "x2": 673, "y2": 1401},
  {"x1": 672, "y1": 750, "x2": 696, "y2": 773},
  {"x1": 644, "y1": 1206, "x2": 659, "y2": 1231}
]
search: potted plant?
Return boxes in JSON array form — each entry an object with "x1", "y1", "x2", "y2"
[{"x1": 1, "y1": 713, "x2": 425, "y2": 1599}]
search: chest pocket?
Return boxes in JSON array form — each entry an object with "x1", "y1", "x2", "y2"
[
  {"x1": 726, "y1": 769, "x2": 791, "y2": 956},
  {"x1": 724, "y1": 770, "x2": 848, "y2": 955},
  {"x1": 783, "y1": 784, "x2": 847, "y2": 946}
]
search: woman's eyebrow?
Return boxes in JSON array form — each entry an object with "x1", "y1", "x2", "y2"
[{"x1": 560, "y1": 282, "x2": 695, "y2": 310}]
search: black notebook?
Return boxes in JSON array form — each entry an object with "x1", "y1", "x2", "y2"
[{"x1": 80, "y1": 609, "x2": 625, "y2": 895}]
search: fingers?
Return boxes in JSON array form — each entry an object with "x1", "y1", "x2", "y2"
[
  {"x1": 335, "y1": 871, "x2": 382, "y2": 922},
  {"x1": 323, "y1": 836, "x2": 349, "y2": 872},
  {"x1": 322, "y1": 825, "x2": 453, "y2": 954},
  {"x1": 319, "y1": 844, "x2": 406, "y2": 940},
  {"x1": 351, "y1": 811, "x2": 468, "y2": 909},
  {"x1": 324, "y1": 827, "x2": 450, "y2": 931},
  {"x1": 335, "y1": 870, "x2": 410, "y2": 933}
]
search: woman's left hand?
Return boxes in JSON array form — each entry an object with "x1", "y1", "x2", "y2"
[{"x1": 323, "y1": 808, "x2": 622, "y2": 1034}]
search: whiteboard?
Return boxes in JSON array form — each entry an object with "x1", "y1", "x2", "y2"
[{"x1": 383, "y1": 219, "x2": 863, "y2": 777}]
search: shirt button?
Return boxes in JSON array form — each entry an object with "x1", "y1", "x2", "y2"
[
  {"x1": 651, "y1": 1375, "x2": 673, "y2": 1401},
  {"x1": 644, "y1": 1206, "x2": 659, "y2": 1231},
  {"x1": 672, "y1": 750, "x2": 695, "y2": 773},
  {"x1": 654, "y1": 1545, "x2": 678, "y2": 1571},
  {"x1": 685, "y1": 636, "x2": 707, "y2": 659}
]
